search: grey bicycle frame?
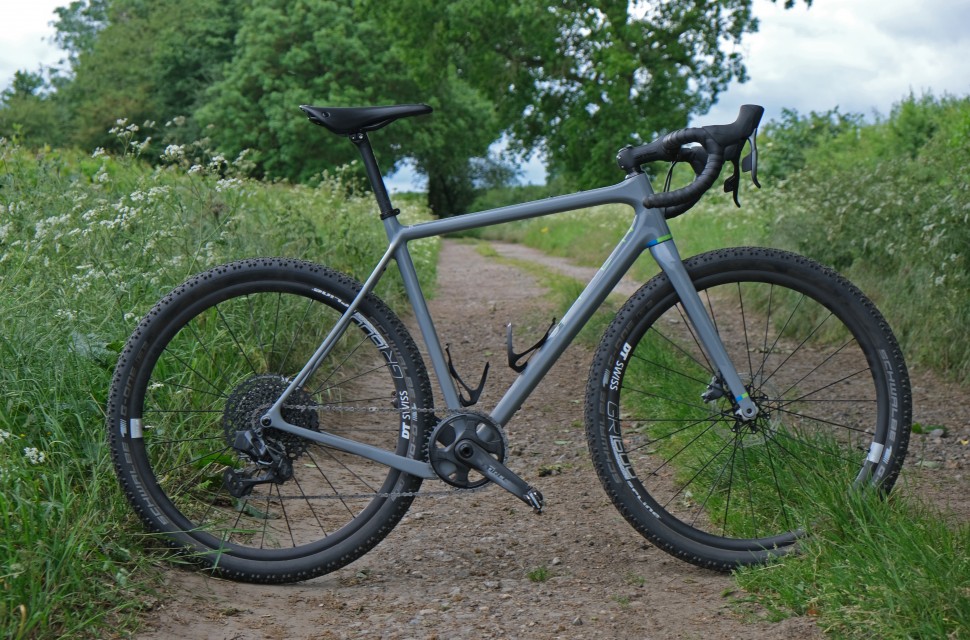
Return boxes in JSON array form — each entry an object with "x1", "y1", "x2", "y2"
[{"x1": 263, "y1": 171, "x2": 758, "y2": 478}]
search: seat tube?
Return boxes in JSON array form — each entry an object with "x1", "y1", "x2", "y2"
[{"x1": 649, "y1": 238, "x2": 759, "y2": 421}]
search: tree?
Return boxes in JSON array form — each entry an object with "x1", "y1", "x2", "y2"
[
  {"x1": 377, "y1": 0, "x2": 762, "y2": 189},
  {"x1": 0, "y1": 71, "x2": 66, "y2": 144},
  {"x1": 198, "y1": 0, "x2": 501, "y2": 214},
  {"x1": 53, "y1": 0, "x2": 241, "y2": 150}
]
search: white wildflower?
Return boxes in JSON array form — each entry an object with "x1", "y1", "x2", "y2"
[
  {"x1": 91, "y1": 147, "x2": 107, "y2": 158},
  {"x1": 215, "y1": 177, "x2": 242, "y2": 192},
  {"x1": 109, "y1": 118, "x2": 128, "y2": 135},
  {"x1": 162, "y1": 144, "x2": 185, "y2": 161},
  {"x1": 187, "y1": 164, "x2": 203, "y2": 175},
  {"x1": 23, "y1": 447, "x2": 46, "y2": 464},
  {"x1": 0, "y1": 429, "x2": 12, "y2": 444}
]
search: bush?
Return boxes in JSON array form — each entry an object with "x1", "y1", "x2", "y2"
[
  {"x1": 0, "y1": 135, "x2": 435, "y2": 638},
  {"x1": 759, "y1": 93, "x2": 970, "y2": 381}
]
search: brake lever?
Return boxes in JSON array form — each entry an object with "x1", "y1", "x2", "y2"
[
  {"x1": 723, "y1": 129, "x2": 762, "y2": 207},
  {"x1": 723, "y1": 159, "x2": 741, "y2": 207},
  {"x1": 741, "y1": 130, "x2": 761, "y2": 188}
]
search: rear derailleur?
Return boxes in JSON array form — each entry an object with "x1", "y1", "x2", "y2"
[{"x1": 223, "y1": 428, "x2": 293, "y2": 499}]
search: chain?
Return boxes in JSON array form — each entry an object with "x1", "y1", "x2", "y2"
[
  {"x1": 273, "y1": 486, "x2": 484, "y2": 501},
  {"x1": 260, "y1": 402, "x2": 486, "y2": 501}
]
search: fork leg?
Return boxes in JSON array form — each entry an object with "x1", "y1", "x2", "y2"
[{"x1": 649, "y1": 238, "x2": 759, "y2": 422}]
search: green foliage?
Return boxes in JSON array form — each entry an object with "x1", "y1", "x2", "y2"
[
  {"x1": 0, "y1": 72, "x2": 68, "y2": 146},
  {"x1": 377, "y1": 0, "x2": 761, "y2": 189},
  {"x1": 760, "y1": 93, "x2": 970, "y2": 381},
  {"x1": 52, "y1": 0, "x2": 110, "y2": 65},
  {"x1": 14, "y1": 0, "x2": 811, "y2": 213},
  {"x1": 759, "y1": 107, "x2": 864, "y2": 181},
  {"x1": 56, "y1": 0, "x2": 242, "y2": 150},
  {"x1": 0, "y1": 135, "x2": 435, "y2": 638},
  {"x1": 735, "y1": 488, "x2": 970, "y2": 639}
]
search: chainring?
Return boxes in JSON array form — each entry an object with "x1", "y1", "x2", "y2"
[{"x1": 428, "y1": 411, "x2": 508, "y2": 489}]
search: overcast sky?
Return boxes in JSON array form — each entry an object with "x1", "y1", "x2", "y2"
[{"x1": 3, "y1": 0, "x2": 969, "y2": 186}]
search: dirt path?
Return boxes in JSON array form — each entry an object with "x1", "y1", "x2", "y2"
[{"x1": 133, "y1": 239, "x2": 967, "y2": 639}]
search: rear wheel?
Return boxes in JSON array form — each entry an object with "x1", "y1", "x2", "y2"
[
  {"x1": 585, "y1": 248, "x2": 911, "y2": 569},
  {"x1": 107, "y1": 258, "x2": 434, "y2": 583}
]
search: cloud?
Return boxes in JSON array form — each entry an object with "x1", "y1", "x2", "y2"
[{"x1": 701, "y1": 0, "x2": 970, "y2": 126}]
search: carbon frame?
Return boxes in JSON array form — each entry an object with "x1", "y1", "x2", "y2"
[{"x1": 262, "y1": 171, "x2": 757, "y2": 478}]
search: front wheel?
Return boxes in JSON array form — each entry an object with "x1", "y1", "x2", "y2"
[
  {"x1": 107, "y1": 258, "x2": 434, "y2": 583},
  {"x1": 585, "y1": 248, "x2": 911, "y2": 570}
]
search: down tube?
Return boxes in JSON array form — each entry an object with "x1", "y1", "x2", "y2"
[{"x1": 489, "y1": 211, "x2": 663, "y2": 426}]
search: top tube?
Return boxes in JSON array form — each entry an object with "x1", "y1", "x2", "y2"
[{"x1": 390, "y1": 173, "x2": 656, "y2": 243}]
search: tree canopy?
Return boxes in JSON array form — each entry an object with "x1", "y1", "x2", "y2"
[{"x1": 3, "y1": 0, "x2": 808, "y2": 213}]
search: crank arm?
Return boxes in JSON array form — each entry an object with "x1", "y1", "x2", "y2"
[
  {"x1": 454, "y1": 438, "x2": 544, "y2": 513},
  {"x1": 262, "y1": 415, "x2": 437, "y2": 479}
]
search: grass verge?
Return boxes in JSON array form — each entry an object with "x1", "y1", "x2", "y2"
[
  {"x1": 0, "y1": 138, "x2": 436, "y2": 638},
  {"x1": 472, "y1": 213, "x2": 968, "y2": 638}
]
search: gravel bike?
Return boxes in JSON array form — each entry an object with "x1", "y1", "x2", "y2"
[{"x1": 107, "y1": 102, "x2": 912, "y2": 583}]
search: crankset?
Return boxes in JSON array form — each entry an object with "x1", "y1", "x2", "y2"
[{"x1": 429, "y1": 412, "x2": 544, "y2": 513}]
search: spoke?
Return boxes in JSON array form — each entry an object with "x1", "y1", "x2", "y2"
[
  {"x1": 661, "y1": 429, "x2": 735, "y2": 512},
  {"x1": 646, "y1": 418, "x2": 722, "y2": 479},
  {"x1": 718, "y1": 433, "x2": 741, "y2": 536},
  {"x1": 322, "y1": 393, "x2": 396, "y2": 407},
  {"x1": 759, "y1": 427, "x2": 793, "y2": 532},
  {"x1": 157, "y1": 444, "x2": 234, "y2": 479},
  {"x1": 629, "y1": 352, "x2": 711, "y2": 387},
  {"x1": 768, "y1": 428, "x2": 863, "y2": 467},
  {"x1": 270, "y1": 292, "x2": 282, "y2": 365},
  {"x1": 289, "y1": 471, "x2": 329, "y2": 537},
  {"x1": 153, "y1": 378, "x2": 226, "y2": 402},
  {"x1": 776, "y1": 368, "x2": 873, "y2": 409},
  {"x1": 756, "y1": 292, "x2": 806, "y2": 384},
  {"x1": 259, "y1": 489, "x2": 272, "y2": 550},
  {"x1": 761, "y1": 311, "x2": 835, "y2": 389},
  {"x1": 674, "y1": 303, "x2": 714, "y2": 371},
  {"x1": 688, "y1": 430, "x2": 740, "y2": 532},
  {"x1": 306, "y1": 447, "x2": 377, "y2": 515},
  {"x1": 623, "y1": 385, "x2": 720, "y2": 414},
  {"x1": 311, "y1": 330, "x2": 372, "y2": 395},
  {"x1": 273, "y1": 483, "x2": 297, "y2": 548},
  {"x1": 315, "y1": 361, "x2": 393, "y2": 397},
  {"x1": 163, "y1": 446, "x2": 234, "y2": 507},
  {"x1": 625, "y1": 414, "x2": 729, "y2": 453},
  {"x1": 163, "y1": 348, "x2": 231, "y2": 400},
  {"x1": 279, "y1": 297, "x2": 318, "y2": 375},
  {"x1": 145, "y1": 408, "x2": 223, "y2": 415},
  {"x1": 146, "y1": 434, "x2": 224, "y2": 446},
  {"x1": 215, "y1": 303, "x2": 259, "y2": 375},
  {"x1": 643, "y1": 325, "x2": 713, "y2": 377},
  {"x1": 772, "y1": 405, "x2": 872, "y2": 436},
  {"x1": 737, "y1": 282, "x2": 755, "y2": 382},
  {"x1": 246, "y1": 293, "x2": 268, "y2": 365},
  {"x1": 739, "y1": 438, "x2": 758, "y2": 537},
  {"x1": 777, "y1": 338, "x2": 853, "y2": 398}
]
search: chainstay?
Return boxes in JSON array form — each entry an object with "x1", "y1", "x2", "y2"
[{"x1": 261, "y1": 403, "x2": 492, "y2": 501}]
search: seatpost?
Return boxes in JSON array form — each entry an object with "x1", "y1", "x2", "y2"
[{"x1": 349, "y1": 132, "x2": 398, "y2": 219}]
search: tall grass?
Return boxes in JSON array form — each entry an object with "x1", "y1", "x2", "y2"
[
  {"x1": 0, "y1": 132, "x2": 436, "y2": 638},
  {"x1": 467, "y1": 95, "x2": 970, "y2": 637},
  {"x1": 735, "y1": 488, "x2": 970, "y2": 638}
]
